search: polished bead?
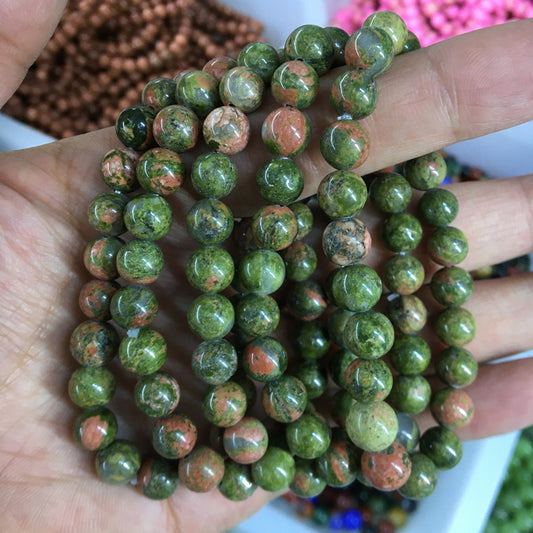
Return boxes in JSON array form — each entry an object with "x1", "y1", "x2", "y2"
[
  {"x1": 317, "y1": 170, "x2": 367, "y2": 219},
  {"x1": 116, "y1": 239, "x2": 164, "y2": 284},
  {"x1": 87, "y1": 192, "x2": 127, "y2": 236},
  {"x1": 234, "y1": 293, "x2": 280, "y2": 337},
  {"x1": 223, "y1": 416, "x2": 268, "y2": 464},
  {"x1": 187, "y1": 293, "x2": 234, "y2": 340},
  {"x1": 282, "y1": 240, "x2": 317, "y2": 281},
  {"x1": 238, "y1": 41, "x2": 280, "y2": 83},
  {"x1": 434, "y1": 306, "x2": 476, "y2": 346},
  {"x1": 325, "y1": 26, "x2": 349, "y2": 66},
  {"x1": 220, "y1": 66, "x2": 264, "y2": 113},
  {"x1": 316, "y1": 428, "x2": 360, "y2": 487},
  {"x1": 345, "y1": 358, "x2": 393, "y2": 403},
  {"x1": 133, "y1": 371, "x2": 180, "y2": 417},
  {"x1": 73, "y1": 406, "x2": 117, "y2": 451},
  {"x1": 388, "y1": 334, "x2": 431, "y2": 375},
  {"x1": 203, "y1": 56, "x2": 237, "y2": 82},
  {"x1": 286, "y1": 412, "x2": 332, "y2": 459},
  {"x1": 388, "y1": 375, "x2": 431, "y2": 415},
  {"x1": 330, "y1": 69, "x2": 377, "y2": 119},
  {"x1": 401, "y1": 30, "x2": 421, "y2": 54},
  {"x1": 203, "y1": 106, "x2": 250, "y2": 155},
  {"x1": 332, "y1": 389, "x2": 352, "y2": 428},
  {"x1": 284, "y1": 24, "x2": 334, "y2": 76},
  {"x1": 261, "y1": 375, "x2": 308, "y2": 423},
  {"x1": 233, "y1": 372, "x2": 257, "y2": 409},
  {"x1": 271, "y1": 60, "x2": 319, "y2": 109},
  {"x1": 119, "y1": 328, "x2": 166, "y2": 375},
  {"x1": 295, "y1": 360, "x2": 327, "y2": 400},
  {"x1": 115, "y1": 105, "x2": 155, "y2": 151},
  {"x1": 404, "y1": 152, "x2": 447, "y2": 190},
  {"x1": 398, "y1": 453, "x2": 438, "y2": 499},
  {"x1": 234, "y1": 249, "x2": 285, "y2": 295},
  {"x1": 83, "y1": 236, "x2": 122, "y2": 280},
  {"x1": 175, "y1": 70, "x2": 220, "y2": 118},
  {"x1": 436, "y1": 346, "x2": 478, "y2": 388},
  {"x1": 344, "y1": 310, "x2": 395, "y2": 359},
  {"x1": 382, "y1": 213, "x2": 423, "y2": 252},
  {"x1": 286, "y1": 279, "x2": 327, "y2": 321},
  {"x1": 202, "y1": 381, "x2": 247, "y2": 427},
  {"x1": 419, "y1": 426, "x2": 463, "y2": 470},
  {"x1": 141, "y1": 77, "x2": 177, "y2": 112},
  {"x1": 345, "y1": 27, "x2": 394, "y2": 76},
  {"x1": 262, "y1": 106, "x2": 310, "y2": 157},
  {"x1": 179, "y1": 445, "x2": 225, "y2": 493},
  {"x1": 152, "y1": 413, "x2": 197, "y2": 459},
  {"x1": 124, "y1": 194, "x2": 172, "y2": 240},
  {"x1": 383, "y1": 254, "x2": 424, "y2": 295},
  {"x1": 369, "y1": 172, "x2": 412, "y2": 213},
  {"x1": 363, "y1": 10, "x2": 408, "y2": 55},
  {"x1": 110, "y1": 284, "x2": 158, "y2": 329},
  {"x1": 328, "y1": 308, "x2": 355, "y2": 349},
  {"x1": 68, "y1": 366, "x2": 116, "y2": 408},
  {"x1": 294, "y1": 320, "x2": 330, "y2": 360},
  {"x1": 290, "y1": 458, "x2": 327, "y2": 498},
  {"x1": 251, "y1": 204, "x2": 298, "y2": 251},
  {"x1": 191, "y1": 339, "x2": 237, "y2": 385},
  {"x1": 361, "y1": 441, "x2": 411, "y2": 491},
  {"x1": 136, "y1": 147, "x2": 185, "y2": 195},
  {"x1": 330, "y1": 264, "x2": 382, "y2": 312},
  {"x1": 428, "y1": 226, "x2": 469, "y2": 265},
  {"x1": 187, "y1": 198, "x2": 234, "y2": 245},
  {"x1": 242, "y1": 336, "x2": 287, "y2": 382},
  {"x1": 69, "y1": 320, "x2": 118, "y2": 367},
  {"x1": 431, "y1": 267, "x2": 473, "y2": 306},
  {"x1": 219, "y1": 461, "x2": 257, "y2": 501},
  {"x1": 320, "y1": 120, "x2": 369, "y2": 170},
  {"x1": 95, "y1": 439, "x2": 141, "y2": 485},
  {"x1": 186, "y1": 246, "x2": 234, "y2": 293},
  {"x1": 430, "y1": 387, "x2": 474, "y2": 429},
  {"x1": 138, "y1": 456, "x2": 180, "y2": 500},
  {"x1": 290, "y1": 201, "x2": 314, "y2": 239},
  {"x1": 418, "y1": 188, "x2": 459, "y2": 227},
  {"x1": 323, "y1": 217, "x2": 371, "y2": 266},
  {"x1": 387, "y1": 294, "x2": 427, "y2": 334},
  {"x1": 256, "y1": 157, "x2": 304, "y2": 205},
  {"x1": 100, "y1": 147, "x2": 139, "y2": 193},
  {"x1": 191, "y1": 152, "x2": 237, "y2": 199},
  {"x1": 153, "y1": 104, "x2": 199, "y2": 152},
  {"x1": 251, "y1": 446, "x2": 295, "y2": 491},
  {"x1": 329, "y1": 348, "x2": 357, "y2": 387},
  {"x1": 395, "y1": 412, "x2": 420, "y2": 453}
]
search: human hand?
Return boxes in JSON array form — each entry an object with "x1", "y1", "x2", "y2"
[{"x1": 1, "y1": 3, "x2": 533, "y2": 531}]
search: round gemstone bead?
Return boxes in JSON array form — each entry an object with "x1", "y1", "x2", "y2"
[
  {"x1": 387, "y1": 294, "x2": 427, "y2": 334},
  {"x1": 73, "y1": 406, "x2": 118, "y2": 451},
  {"x1": 388, "y1": 375, "x2": 431, "y2": 415},
  {"x1": 251, "y1": 204, "x2": 298, "y2": 251},
  {"x1": 234, "y1": 293, "x2": 280, "y2": 337},
  {"x1": 329, "y1": 348, "x2": 357, "y2": 388},
  {"x1": 381, "y1": 213, "x2": 423, "y2": 252},
  {"x1": 318, "y1": 170, "x2": 367, "y2": 219},
  {"x1": 133, "y1": 371, "x2": 180, "y2": 417},
  {"x1": 330, "y1": 264, "x2": 382, "y2": 312},
  {"x1": 186, "y1": 245, "x2": 234, "y2": 293},
  {"x1": 187, "y1": 293, "x2": 234, "y2": 340},
  {"x1": 330, "y1": 69, "x2": 377, "y2": 119},
  {"x1": 396, "y1": 412, "x2": 420, "y2": 453},
  {"x1": 345, "y1": 358, "x2": 393, "y2": 403},
  {"x1": 328, "y1": 308, "x2": 355, "y2": 349},
  {"x1": 344, "y1": 27, "x2": 394, "y2": 77},
  {"x1": 284, "y1": 24, "x2": 334, "y2": 76},
  {"x1": 323, "y1": 217, "x2": 371, "y2": 266},
  {"x1": 431, "y1": 266, "x2": 474, "y2": 306},
  {"x1": 361, "y1": 441, "x2": 411, "y2": 491},
  {"x1": 290, "y1": 201, "x2": 314, "y2": 239},
  {"x1": 404, "y1": 152, "x2": 447, "y2": 190},
  {"x1": 234, "y1": 249, "x2": 285, "y2": 295},
  {"x1": 401, "y1": 30, "x2": 421, "y2": 54},
  {"x1": 418, "y1": 188, "x2": 459, "y2": 227},
  {"x1": 69, "y1": 320, "x2": 118, "y2": 367},
  {"x1": 436, "y1": 346, "x2": 478, "y2": 388},
  {"x1": 115, "y1": 105, "x2": 155, "y2": 151},
  {"x1": 78, "y1": 280, "x2": 118, "y2": 321},
  {"x1": 434, "y1": 306, "x2": 476, "y2": 346},
  {"x1": 325, "y1": 26, "x2": 349, "y2": 66},
  {"x1": 428, "y1": 226, "x2": 469, "y2": 265},
  {"x1": 83, "y1": 236, "x2": 123, "y2": 280},
  {"x1": 110, "y1": 284, "x2": 158, "y2": 329},
  {"x1": 95, "y1": 439, "x2": 141, "y2": 485},
  {"x1": 286, "y1": 279, "x2": 327, "y2": 321},
  {"x1": 68, "y1": 366, "x2": 116, "y2": 408},
  {"x1": 119, "y1": 328, "x2": 166, "y2": 375},
  {"x1": 282, "y1": 240, "x2": 317, "y2": 281},
  {"x1": 153, "y1": 104, "x2": 199, "y2": 152},
  {"x1": 419, "y1": 426, "x2": 463, "y2": 470},
  {"x1": 124, "y1": 193, "x2": 172, "y2": 240},
  {"x1": 398, "y1": 453, "x2": 438, "y2": 499},
  {"x1": 136, "y1": 147, "x2": 185, "y2": 196},
  {"x1": 186, "y1": 198, "x2": 234, "y2": 245},
  {"x1": 203, "y1": 56, "x2": 237, "y2": 81},
  {"x1": 332, "y1": 389, "x2": 353, "y2": 428},
  {"x1": 251, "y1": 446, "x2": 295, "y2": 492},
  {"x1": 141, "y1": 77, "x2": 177, "y2": 111},
  {"x1": 138, "y1": 456, "x2": 180, "y2": 500},
  {"x1": 203, "y1": 106, "x2": 250, "y2": 154},
  {"x1": 178, "y1": 445, "x2": 225, "y2": 493},
  {"x1": 320, "y1": 120, "x2": 369, "y2": 170},
  {"x1": 202, "y1": 381, "x2": 247, "y2": 427},
  {"x1": 152, "y1": 413, "x2": 197, "y2": 459},
  {"x1": 175, "y1": 70, "x2": 220, "y2": 118},
  {"x1": 223, "y1": 416, "x2": 269, "y2": 464},
  {"x1": 191, "y1": 339, "x2": 237, "y2": 385},
  {"x1": 316, "y1": 428, "x2": 360, "y2": 487},
  {"x1": 430, "y1": 387, "x2": 474, "y2": 429},
  {"x1": 261, "y1": 106, "x2": 311, "y2": 157},
  {"x1": 261, "y1": 374, "x2": 308, "y2": 423},
  {"x1": 242, "y1": 336, "x2": 288, "y2": 382},
  {"x1": 219, "y1": 66, "x2": 264, "y2": 113},
  {"x1": 238, "y1": 41, "x2": 280, "y2": 83},
  {"x1": 295, "y1": 360, "x2": 327, "y2": 399},
  {"x1": 382, "y1": 254, "x2": 424, "y2": 295},
  {"x1": 369, "y1": 172, "x2": 412, "y2": 213},
  {"x1": 219, "y1": 461, "x2": 257, "y2": 501},
  {"x1": 388, "y1": 334, "x2": 431, "y2": 375},
  {"x1": 294, "y1": 321, "x2": 330, "y2": 360},
  {"x1": 344, "y1": 310, "x2": 395, "y2": 359},
  {"x1": 363, "y1": 10, "x2": 408, "y2": 55},
  {"x1": 256, "y1": 157, "x2": 304, "y2": 205},
  {"x1": 286, "y1": 413, "x2": 332, "y2": 459},
  {"x1": 87, "y1": 192, "x2": 128, "y2": 236},
  {"x1": 116, "y1": 239, "x2": 164, "y2": 284},
  {"x1": 290, "y1": 458, "x2": 327, "y2": 498},
  {"x1": 271, "y1": 60, "x2": 319, "y2": 109},
  {"x1": 100, "y1": 147, "x2": 139, "y2": 193},
  {"x1": 191, "y1": 152, "x2": 237, "y2": 199}
]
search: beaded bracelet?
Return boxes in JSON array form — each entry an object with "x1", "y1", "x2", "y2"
[{"x1": 69, "y1": 10, "x2": 477, "y2": 503}]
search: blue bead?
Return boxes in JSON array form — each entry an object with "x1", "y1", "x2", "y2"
[
  {"x1": 329, "y1": 512, "x2": 345, "y2": 530},
  {"x1": 306, "y1": 496, "x2": 319, "y2": 504},
  {"x1": 343, "y1": 508, "x2": 364, "y2": 530}
]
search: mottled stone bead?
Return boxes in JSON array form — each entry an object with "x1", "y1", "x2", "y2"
[
  {"x1": 83, "y1": 236, "x2": 122, "y2": 280},
  {"x1": 203, "y1": 56, "x2": 237, "y2": 82},
  {"x1": 187, "y1": 198, "x2": 234, "y2": 245},
  {"x1": 329, "y1": 348, "x2": 357, "y2": 387},
  {"x1": 152, "y1": 413, "x2": 197, "y2": 459},
  {"x1": 138, "y1": 456, "x2": 180, "y2": 500},
  {"x1": 382, "y1": 213, "x2": 423, "y2": 252},
  {"x1": 262, "y1": 106, "x2": 310, "y2": 158},
  {"x1": 387, "y1": 294, "x2": 427, "y2": 334},
  {"x1": 119, "y1": 328, "x2": 166, "y2": 375},
  {"x1": 434, "y1": 307, "x2": 476, "y2": 347},
  {"x1": 419, "y1": 426, "x2": 463, "y2": 470},
  {"x1": 251, "y1": 204, "x2": 298, "y2": 251},
  {"x1": 235, "y1": 293, "x2": 280, "y2": 337},
  {"x1": 218, "y1": 461, "x2": 257, "y2": 501},
  {"x1": 233, "y1": 372, "x2": 257, "y2": 409},
  {"x1": 234, "y1": 249, "x2": 285, "y2": 295},
  {"x1": 430, "y1": 387, "x2": 474, "y2": 429},
  {"x1": 115, "y1": 105, "x2": 155, "y2": 151},
  {"x1": 95, "y1": 439, "x2": 141, "y2": 485},
  {"x1": 271, "y1": 60, "x2": 319, "y2": 109},
  {"x1": 176, "y1": 70, "x2": 220, "y2": 119},
  {"x1": 428, "y1": 226, "x2": 469, "y2": 266},
  {"x1": 418, "y1": 188, "x2": 459, "y2": 227},
  {"x1": 369, "y1": 172, "x2": 412, "y2": 213},
  {"x1": 70, "y1": 320, "x2": 118, "y2": 367},
  {"x1": 73, "y1": 406, "x2": 117, "y2": 451},
  {"x1": 220, "y1": 66, "x2": 264, "y2": 113},
  {"x1": 242, "y1": 336, "x2": 287, "y2": 382},
  {"x1": 191, "y1": 152, "x2": 237, "y2": 199},
  {"x1": 100, "y1": 147, "x2": 139, "y2": 193},
  {"x1": 363, "y1": 10, "x2": 408, "y2": 55},
  {"x1": 203, "y1": 106, "x2": 250, "y2": 155},
  {"x1": 320, "y1": 120, "x2": 369, "y2": 170},
  {"x1": 290, "y1": 458, "x2": 327, "y2": 498},
  {"x1": 186, "y1": 246, "x2": 234, "y2": 293},
  {"x1": 436, "y1": 346, "x2": 478, "y2": 388},
  {"x1": 344, "y1": 310, "x2": 395, "y2": 359},
  {"x1": 401, "y1": 30, "x2": 421, "y2": 54},
  {"x1": 79, "y1": 280, "x2": 118, "y2": 321},
  {"x1": 346, "y1": 400, "x2": 398, "y2": 452},
  {"x1": 431, "y1": 267, "x2": 473, "y2": 307},
  {"x1": 328, "y1": 308, "x2": 355, "y2": 349},
  {"x1": 396, "y1": 412, "x2": 420, "y2": 453},
  {"x1": 330, "y1": 69, "x2": 377, "y2": 119},
  {"x1": 141, "y1": 77, "x2": 177, "y2": 111},
  {"x1": 323, "y1": 217, "x2": 371, "y2": 266},
  {"x1": 261, "y1": 374, "x2": 308, "y2": 423},
  {"x1": 399, "y1": 452, "x2": 438, "y2": 499},
  {"x1": 332, "y1": 389, "x2": 353, "y2": 428},
  {"x1": 223, "y1": 416, "x2": 268, "y2": 464},
  {"x1": 136, "y1": 147, "x2": 185, "y2": 196},
  {"x1": 388, "y1": 334, "x2": 431, "y2": 375},
  {"x1": 238, "y1": 42, "x2": 280, "y2": 83},
  {"x1": 187, "y1": 293, "x2": 234, "y2": 340},
  {"x1": 289, "y1": 201, "x2": 313, "y2": 239},
  {"x1": 116, "y1": 239, "x2": 164, "y2": 284},
  {"x1": 282, "y1": 240, "x2": 317, "y2": 281},
  {"x1": 382, "y1": 254, "x2": 424, "y2": 295},
  {"x1": 404, "y1": 152, "x2": 447, "y2": 190},
  {"x1": 110, "y1": 284, "x2": 158, "y2": 329},
  {"x1": 179, "y1": 445, "x2": 225, "y2": 493},
  {"x1": 286, "y1": 279, "x2": 327, "y2": 321},
  {"x1": 68, "y1": 366, "x2": 116, "y2": 408},
  {"x1": 252, "y1": 446, "x2": 295, "y2": 491},
  {"x1": 87, "y1": 192, "x2": 128, "y2": 236},
  {"x1": 202, "y1": 381, "x2": 247, "y2": 427},
  {"x1": 345, "y1": 27, "x2": 394, "y2": 77},
  {"x1": 284, "y1": 24, "x2": 333, "y2": 76},
  {"x1": 361, "y1": 441, "x2": 412, "y2": 491},
  {"x1": 294, "y1": 321, "x2": 330, "y2": 360},
  {"x1": 191, "y1": 339, "x2": 238, "y2": 385},
  {"x1": 330, "y1": 264, "x2": 382, "y2": 312},
  {"x1": 286, "y1": 413, "x2": 331, "y2": 459},
  {"x1": 345, "y1": 358, "x2": 393, "y2": 403},
  {"x1": 295, "y1": 360, "x2": 327, "y2": 400},
  {"x1": 153, "y1": 104, "x2": 199, "y2": 152},
  {"x1": 124, "y1": 194, "x2": 172, "y2": 241},
  {"x1": 256, "y1": 157, "x2": 304, "y2": 205},
  {"x1": 388, "y1": 375, "x2": 431, "y2": 415},
  {"x1": 325, "y1": 26, "x2": 349, "y2": 66},
  {"x1": 133, "y1": 371, "x2": 180, "y2": 417}
]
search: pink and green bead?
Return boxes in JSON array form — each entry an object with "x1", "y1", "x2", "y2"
[
  {"x1": 152, "y1": 413, "x2": 197, "y2": 459},
  {"x1": 133, "y1": 371, "x2": 181, "y2": 417},
  {"x1": 136, "y1": 147, "x2": 185, "y2": 196}
]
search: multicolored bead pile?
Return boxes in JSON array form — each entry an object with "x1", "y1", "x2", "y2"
[{"x1": 69, "y1": 10, "x2": 478, "y2": 505}]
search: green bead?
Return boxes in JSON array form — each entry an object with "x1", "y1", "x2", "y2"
[
  {"x1": 344, "y1": 310, "x2": 395, "y2": 359},
  {"x1": 152, "y1": 414, "x2": 197, "y2": 459},
  {"x1": 238, "y1": 42, "x2": 280, "y2": 83},
  {"x1": 202, "y1": 381, "x2": 247, "y2": 427},
  {"x1": 69, "y1": 320, "x2": 118, "y2": 367},
  {"x1": 345, "y1": 27, "x2": 394, "y2": 76},
  {"x1": 220, "y1": 66, "x2": 264, "y2": 113},
  {"x1": 418, "y1": 188, "x2": 459, "y2": 227},
  {"x1": 286, "y1": 279, "x2": 327, "y2": 321},
  {"x1": 142, "y1": 77, "x2": 177, "y2": 111},
  {"x1": 329, "y1": 348, "x2": 358, "y2": 387},
  {"x1": 404, "y1": 152, "x2": 447, "y2": 190},
  {"x1": 232, "y1": 372, "x2": 257, "y2": 410},
  {"x1": 256, "y1": 158, "x2": 304, "y2": 205},
  {"x1": 282, "y1": 240, "x2": 317, "y2": 281},
  {"x1": 431, "y1": 266, "x2": 473, "y2": 306},
  {"x1": 251, "y1": 446, "x2": 295, "y2": 491},
  {"x1": 95, "y1": 439, "x2": 141, "y2": 485},
  {"x1": 401, "y1": 30, "x2": 421, "y2": 54},
  {"x1": 251, "y1": 204, "x2": 298, "y2": 251},
  {"x1": 73, "y1": 406, "x2": 118, "y2": 451},
  {"x1": 312, "y1": 506, "x2": 331, "y2": 527},
  {"x1": 223, "y1": 416, "x2": 268, "y2": 464},
  {"x1": 68, "y1": 366, "x2": 116, "y2": 408},
  {"x1": 382, "y1": 213, "x2": 423, "y2": 252},
  {"x1": 133, "y1": 371, "x2": 180, "y2": 417},
  {"x1": 242, "y1": 336, "x2": 287, "y2": 382},
  {"x1": 419, "y1": 426, "x2": 463, "y2": 470},
  {"x1": 396, "y1": 412, "x2": 420, "y2": 453},
  {"x1": 289, "y1": 201, "x2": 314, "y2": 239},
  {"x1": 369, "y1": 172, "x2": 412, "y2": 213},
  {"x1": 324, "y1": 26, "x2": 349, "y2": 66},
  {"x1": 234, "y1": 249, "x2": 285, "y2": 295},
  {"x1": 387, "y1": 294, "x2": 427, "y2": 334},
  {"x1": 320, "y1": 120, "x2": 369, "y2": 170},
  {"x1": 284, "y1": 24, "x2": 334, "y2": 76},
  {"x1": 186, "y1": 198, "x2": 234, "y2": 245},
  {"x1": 383, "y1": 254, "x2": 425, "y2": 295},
  {"x1": 428, "y1": 226, "x2": 469, "y2": 265},
  {"x1": 153, "y1": 104, "x2": 199, "y2": 152},
  {"x1": 191, "y1": 339, "x2": 237, "y2": 385},
  {"x1": 116, "y1": 239, "x2": 164, "y2": 284},
  {"x1": 87, "y1": 192, "x2": 128, "y2": 236},
  {"x1": 115, "y1": 105, "x2": 155, "y2": 151},
  {"x1": 83, "y1": 236, "x2": 123, "y2": 280},
  {"x1": 178, "y1": 445, "x2": 225, "y2": 493},
  {"x1": 436, "y1": 346, "x2": 478, "y2": 388},
  {"x1": 331, "y1": 389, "x2": 352, "y2": 427},
  {"x1": 330, "y1": 69, "x2": 377, "y2": 119},
  {"x1": 187, "y1": 293, "x2": 234, "y2": 340},
  {"x1": 191, "y1": 152, "x2": 237, "y2": 199},
  {"x1": 317, "y1": 170, "x2": 367, "y2": 219},
  {"x1": 328, "y1": 308, "x2": 355, "y2": 349},
  {"x1": 286, "y1": 413, "x2": 332, "y2": 459},
  {"x1": 346, "y1": 400, "x2": 398, "y2": 452},
  {"x1": 139, "y1": 456, "x2": 180, "y2": 500},
  {"x1": 119, "y1": 328, "x2": 166, "y2": 375},
  {"x1": 434, "y1": 307, "x2": 476, "y2": 346},
  {"x1": 344, "y1": 358, "x2": 393, "y2": 403},
  {"x1": 271, "y1": 60, "x2": 319, "y2": 109},
  {"x1": 363, "y1": 10, "x2": 408, "y2": 55},
  {"x1": 234, "y1": 293, "x2": 280, "y2": 337},
  {"x1": 100, "y1": 147, "x2": 139, "y2": 193},
  {"x1": 218, "y1": 461, "x2": 257, "y2": 501},
  {"x1": 261, "y1": 375, "x2": 308, "y2": 423},
  {"x1": 330, "y1": 264, "x2": 382, "y2": 312},
  {"x1": 388, "y1": 375, "x2": 431, "y2": 415},
  {"x1": 110, "y1": 284, "x2": 158, "y2": 329},
  {"x1": 388, "y1": 334, "x2": 431, "y2": 375},
  {"x1": 430, "y1": 387, "x2": 474, "y2": 428},
  {"x1": 186, "y1": 246, "x2": 234, "y2": 293},
  {"x1": 294, "y1": 321, "x2": 330, "y2": 360},
  {"x1": 398, "y1": 453, "x2": 438, "y2": 499},
  {"x1": 290, "y1": 458, "x2": 327, "y2": 498},
  {"x1": 136, "y1": 147, "x2": 184, "y2": 196},
  {"x1": 175, "y1": 70, "x2": 220, "y2": 118},
  {"x1": 294, "y1": 360, "x2": 327, "y2": 400}
]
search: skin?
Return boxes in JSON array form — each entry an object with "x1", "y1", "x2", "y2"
[{"x1": 1, "y1": 4, "x2": 533, "y2": 531}]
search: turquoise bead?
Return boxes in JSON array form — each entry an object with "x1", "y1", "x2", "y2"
[
  {"x1": 388, "y1": 375, "x2": 431, "y2": 415},
  {"x1": 324, "y1": 26, "x2": 349, "y2": 67},
  {"x1": 138, "y1": 456, "x2": 180, "y2": 500},
  {"x1": 187, "y1": 198, "x2": 234, "y2": 245},
  {"x1": 220, "y1": 66, "x2": 264, "y2": 113},
  {"x1": 344, "y1": 358, "x2": 393, "y2": 403},
  {"x1": 83, "y1": 236, "x2": 123, "y2": 280},
  {"x1": 256, "y1": 158, "x2": 304, "y2": 205},
  {"x1": 68, "y1": 366, "x2": 116, "y2": 408},
  {"x1": 434, "y1": 306, "x2": 476, "y2": 347},
  {"x1": 134, "y1": 371, "x2": 180, "y2": 417},
  {"x1": 436, "y1": 346, "x2": 478, "y2": 388},
  {"x1": 320, "y1": 120, "x2": 369, "y2": 170},
  {"x1": 124, "y1": 193, "x2": 172, "y2": 240},
  {"x1": 282, "y1": 240, "x2": 317, "y2": 281},
  {"x1": 261, "y1": 375, "x2": 308, "y2": 423},
  {"x1": 191, "y1": 152, "x2": 237, "y2": 199},
  {"x1": 388, "y1": 334, "x2": 431, "y2": 375},
  {"x1": 329, "y1": 264, "x2": 382, "y2": 312},
  {"x1": 290, "y1": 458, "x2": 327, "y2": 498},
  {"x1": 153, "y1": 104, "x2": 199, "y2": 152},
  {"x1": 202, "y1": 381, "x2": 247, "y2": 427},
  {"x1": 116, "y1": 239, "x2": 164, "y2": 284},
  {"x1": 428, "y1": 226, "x2": 469, "y2": 265},
  {"x1": 317, "y1": 170, "x2": 367, "y2": 219},
  {"x1": 251, "y1": 204, "x2": 298, "y2": 251},
  {"x1": 382, "y1": 212, "x2": 423, "y2": 252},
  {"x1": 327, "y1": 308, "x2": 355, "y2": 349},
  {"x1": 344, "y1": 27, "x2": 394, "y2": 76},
  {"x1": 136, "y1": 147, "x2": 185, "y2": 196},
  {"x1": 238, "y1": 42, "x2": 280, "y2": 83},
  {"x1": 398, "y1": 453, "x2": 438, "y2": 499},
  {"x1": 294, "y1": 321, "x2": 330, "y2": 360},
  {"x1": 363, "y1": 10, "x2": 408, "y2": 55},
  {"x1": 294, "y1": 360, "x2": 327, "y2": 400},
  {"x1": 289, "y1": 201, "x2": 314, "y2": 239},
  {"x1": 87, "y1": 192, "x2": 128, "y2": 236},
  {"x1": 187, "y1": 293, "x2": 234, "y2": 340},
  {"x1": 286, "y1": 279, "x2": 327, "y2": 321},
  {"x1": 110, "y1": 284, "x2": 158, "y2": 329},
  {"x1": 419, "y1": 426, "x2": 463, "y2": 470},
  {"x1": 100, "y1": 147, "x2": 139, "y2": 193},
  {"x1": 186, "y1": 245, "x2": 234, "y2": 293},
  {"x1": 218, "y1": 461, "x2": 257, "y2": 501},
  {"x1": 115, "y1": 105, "x2": 155, "y2": 151},
  {"x1": 344, "y1": 310, "x2": 395, "y2": 359},
  {"x1": 418, "y1": 188, "x2": 459, "y2": 227},
  {"x1": 382, "y1": 253, "x2": 424, "y2": 295},
  {"x1": 69, "y1": 320, "x2": 118, "y2": 367},
  {"x1": 95, "y1": 439, "x2": 141, "y2": 485},
  {"x1": 251, "y1": 446, "x2": 295, "y2": 492},
  {"x1": 387, "y1": 294, "x2": 427, "y2": 334},
  {"x1": 431, "y1": 266, "x2": 473, "y2": 306},
  {"x1": 284, "y1": 24, "x2": 334, "y2": 76},
  {"x1": 73, "y1": 407, "x2": 117, "y2": 451},
  {"x1": 328, "y1": 348, "x2": 357, "y2": 388},
  {"x1": 175, "y1": 70, "x2": 220, "y2": 118},
  {"x1": 369, "y1": 172, "x2": 412, "y2": 213},
  {"x1": 271, "y1": 60, "x2": 319, "y2": 109},
  {"x1": 141, "y1": 77, "x2": 177, "y2": 111},
  {"x1": 286, "y1": 413, "x2": 332, "y2": 459},
  {"x1": 242, "y1": 336, "x2": 287, "y2": 382},
  {"x1": 404, "y1": 152, "x2": 447, "y2": 190},
  {"x1": 234, "y1": 249, "x2": 285, "y2": 295},
  {"x1": 330, "y1": 69, "x2": 377, "y2": 119},
  {"x1": 234, "y1": 293, "x2": 280, "y2": 337},
  {"x1": 119, "y1": 328, "x2": 166, "y2": 375},
  {"x1": 192, "y1": 339, "x2": 237, "y2": 385}
]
